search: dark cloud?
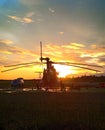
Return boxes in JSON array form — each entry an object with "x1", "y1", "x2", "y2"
[
  {"x1": 0, "y1": 40, "x2": 39, "y2": 67},
  {"x1": 0, "y1": 40, "x2": 36, "y2": 55},
  {"x1": 0, "y1": 40, "x2": 22, "y2": 54},
  {"x1": 98, "y1": 55, "x2": 105, "y2": 64}
]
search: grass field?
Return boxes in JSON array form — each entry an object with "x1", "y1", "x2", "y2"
[
  {"x1": 0, "y1": 91, "x2": 105, "y2": 130},
  {"x1": 0, "y1": 80, "x2": 36, "y2": 89}
]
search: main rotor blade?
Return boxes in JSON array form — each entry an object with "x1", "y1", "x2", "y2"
[
  {"x1": 35, "y1": 71, "x2": 43, "y2": 73},
  {"x1": 4, "y1": 62, "x2": 40, "y2": 67},
  {"x1": 67, "y1": 64, "x2": 101, "y2": 72},
  {"x1": 53, "y1": 62, "x2": 102, "y2": 68},
  {"x1": 1, "y1": 65, "x2": 35, "y2": 72},
  {"x1": 53, "y1": 62, "x2": 101, "y2": 72},
  {"x1": 2, "y1": 63, "x2": 101, "y2": 73}
]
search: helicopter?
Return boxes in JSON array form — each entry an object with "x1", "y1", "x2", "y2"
[{"x1": 1, "y1": 42, "x2": 103, "y2": 91}]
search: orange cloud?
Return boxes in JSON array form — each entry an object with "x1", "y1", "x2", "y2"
[
  {"x1": 49, "y1": 8, "x2": 55, "y2": 13},
  {"x1": 59, "y1": 32, "x2": 64, "y2": 35},
  {"x1": 0, "y1": 40, "x2": 39, "y2": 67},
  {"x1": 23, "y1": 17, "x2": 33, "y2": 23},
  {"x1": 0, "y1": 39, "x2": 13, "y2": 44},
  {"x1": 43, "y1": 43, "x2": 105, "y2": 67},
  {"x1": 63, "y1": 43, "x2": 85, "y2": 50},
  {"x1": 1, "y1": 42, "x2": 105, "y2": 79},
  {"x1": 8, "y1": 15, "x2": 33, "y2": 23}
]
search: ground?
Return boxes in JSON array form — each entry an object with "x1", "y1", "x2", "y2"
[{"x1": 0, "y1": 91, "x2": 105, "y2": 130}]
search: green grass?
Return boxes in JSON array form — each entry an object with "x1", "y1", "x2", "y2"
[{"x1": 0, "y1": 92, "x2": 105, "y2": 130}]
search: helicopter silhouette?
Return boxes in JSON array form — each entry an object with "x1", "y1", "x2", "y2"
[{"x1": 1, "y1": 42, "x2": 103, "y2": 90}]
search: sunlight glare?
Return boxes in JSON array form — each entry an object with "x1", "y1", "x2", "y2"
[{"x1": 54, "y1": 64, "x2": 75, "y2": 77}]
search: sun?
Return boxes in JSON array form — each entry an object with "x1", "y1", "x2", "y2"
[{"x1": 54, "y1": 64, "x2": 75, "y2": 78}]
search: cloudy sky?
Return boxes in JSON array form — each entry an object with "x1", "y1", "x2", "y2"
[{"x1": 0, "y1": 0, "x2": 105, "y2": 79}]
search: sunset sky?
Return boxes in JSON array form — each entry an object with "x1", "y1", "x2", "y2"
[{"x1": 0, "y1": 0, "x2": 105, "y2": 79}]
